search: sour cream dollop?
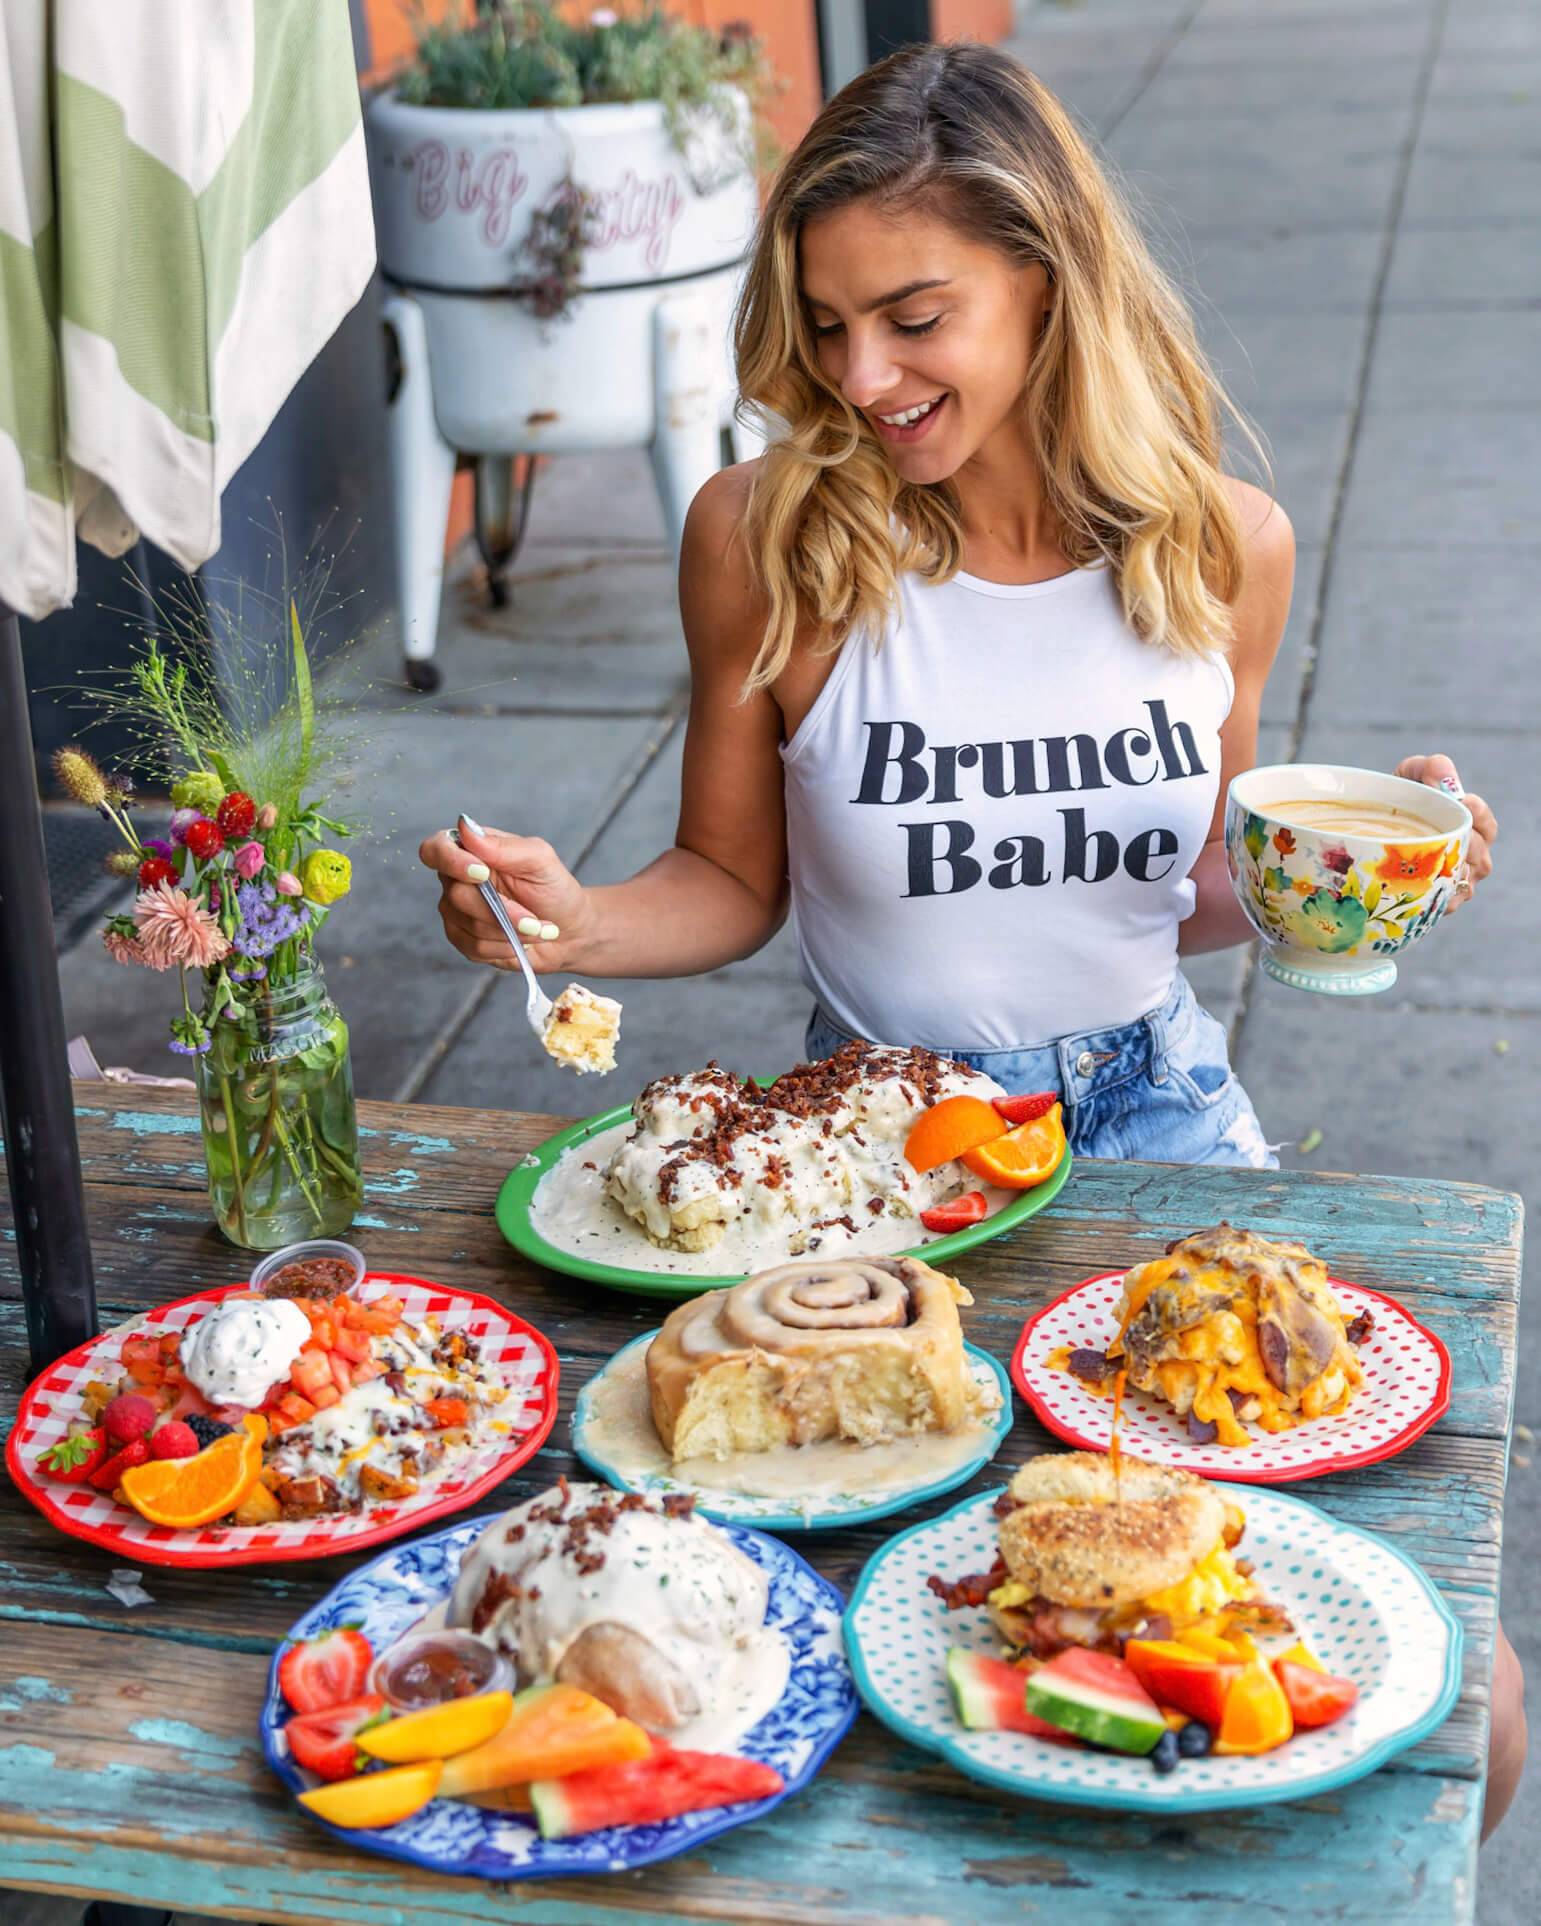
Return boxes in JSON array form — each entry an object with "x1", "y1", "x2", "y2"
[{"x1": 181, "y1": 1297, "x2": 312, "y2": 1407}]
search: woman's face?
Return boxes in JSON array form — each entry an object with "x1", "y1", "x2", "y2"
[{"x1": 799, "y1": 197, "x2": 1050, "y2": 486}]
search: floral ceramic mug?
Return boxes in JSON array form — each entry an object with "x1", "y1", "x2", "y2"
[{"x1": 1225, "y1": 764, "x2": 1472, "y2": 995}]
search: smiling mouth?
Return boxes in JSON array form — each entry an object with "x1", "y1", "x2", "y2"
[{"x1": 873, "y1": 393, "x2": 948, "y2": 442}]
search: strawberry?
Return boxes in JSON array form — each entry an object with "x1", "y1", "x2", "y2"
[
  {"x1": 38, "y1": 1429, "x2": 107, "y2": 1484},
  {"x1": 993, "y1": 1091, "x2": 1059, "y2": 1126},
  {"x1": 137, "y1": 856, "x2": 179, "y2": 890},
  {"x1": 283, "y1": 1695, "x2": 390, "y2": 1782},
  {"x1": 215, "y1": 791, "x2": 257, "y2": 839},
  {"x1": 182, "y1": 818, "x2": 225, "y2": 861},
  {"x1": 919, "y1": 1191, "x2": 989, "y2": 1233},
  {"x1": 102, "y1": 1392, "x2": 158, "y2": 1445},
  {"x1": 90, "y1": 1438, "x2": 150, "y2": 1491},
  {"x1": 149, "y1": 1420, "x2": 199, "y2": 1460},
  {"x1": 279, "y1": 1627, "x2": 375, "y2": 1714}
]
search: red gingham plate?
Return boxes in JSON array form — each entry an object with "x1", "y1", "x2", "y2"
[
  {"x1": 1010, "y1": 1272, "x2": 1451, "y2": 1484},
  {"x1": 5, "y1": 1272, "x2": 560, "y2": 1567}
]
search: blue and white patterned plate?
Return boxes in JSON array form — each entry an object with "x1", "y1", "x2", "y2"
[
  {"x1": 844, "y1": 1484, "x2": 1462, "y2": 1814},
  {"x1": 572, "y1": 1336, "x2": 1013, "y2": 1531},
  {"x1": 262, "y1": 1514, "x2": 856, "y2": 1879}
]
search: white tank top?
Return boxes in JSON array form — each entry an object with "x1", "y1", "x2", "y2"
[{"x1": 781, "y1": 563, "x2": 1234, "y2": 1051}]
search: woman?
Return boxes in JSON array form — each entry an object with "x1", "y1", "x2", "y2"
[
  {"x1": 423, "y1": 42, "x2": 1493, "y2": 1164},
  {"x1": 422, "y1": 39, "x2": 1517, "y2": 1828}
]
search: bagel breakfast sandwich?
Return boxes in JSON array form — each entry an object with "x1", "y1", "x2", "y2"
[{"x1": 930, "y1": 1451, "x2": 1292, "y2": 1657}]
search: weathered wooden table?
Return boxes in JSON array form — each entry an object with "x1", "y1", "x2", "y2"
[{"x1": 0, "y1": 1086, "x2": 1522, "y2": 1923}]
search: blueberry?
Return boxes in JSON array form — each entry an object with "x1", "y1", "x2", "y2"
[
  {"x1": 185, "y1": 1414, "x2": 233, "y2": 1450},
  {"x1": 1177, "y1": 1719, "x2": 1213, "y2": 1758},
  {"x1": 1151, "y1": 1728, "x2": 1181, "y2": 1774}
]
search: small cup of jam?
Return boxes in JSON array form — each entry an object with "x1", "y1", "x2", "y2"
[
  {"x1": 370, "y1": 1629, "x2": 514, "y2": 1712},
  {"x1": 249, "y1": 1239, "x2": 366, "y2": 1302}
]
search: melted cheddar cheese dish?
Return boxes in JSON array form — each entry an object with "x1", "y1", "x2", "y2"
[{"x1": 1109, "y1": 1224, "x2": 1365, "y2": 1447}]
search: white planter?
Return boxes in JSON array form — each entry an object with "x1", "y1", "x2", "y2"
[{"x1": 365, "y1": 91, "x2": 758, "y2": 292}]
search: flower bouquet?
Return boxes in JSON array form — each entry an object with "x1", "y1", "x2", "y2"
[{"x1": 60, "y1": 601, "x2": 363, "y2": 1249}]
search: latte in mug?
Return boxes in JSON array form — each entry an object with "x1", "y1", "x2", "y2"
[{"x1": 1269, "y1": 797, "x2": 1446, "y2": 839}]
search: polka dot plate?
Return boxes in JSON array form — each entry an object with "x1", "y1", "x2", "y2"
[
  {"x1": 843, "y1": 1484, "x2": 1463, "y2": 1814},
  {"x1": 1010, "y1": 1272, "x2": 1451, "y2": 1482},
  {"x1": 6, "y1": 1272, "x2": 559, "y2": 1567},
  {"x1": 571, "y1": 1335, "x2": 1012, "y2": 1531}
]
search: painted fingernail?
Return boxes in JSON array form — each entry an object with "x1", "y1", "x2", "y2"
[
  {"x1": 465, "y1": 861, "x2": 490, "y2": 883},
  {"x1": 460, "y1": 812, "x2": 486, "y2": 836},
  {"x1": 539, "y1": 921, "x2": 560, "y2": 942},
  {"x1": 517, "y1": 916, "x2": 541, "y2": 937},
  {"x1": 1439, "y1": 775, "x2": 1463, "y2": 796}
]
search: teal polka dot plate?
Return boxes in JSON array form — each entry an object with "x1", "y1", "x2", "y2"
[{"x1": 843, "y1": 1483, "x2": 1463, "y2": 1813}]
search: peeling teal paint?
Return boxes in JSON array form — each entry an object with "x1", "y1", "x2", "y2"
[
  {"x1": 103, "y1": 1111, "x2": 202, "y2": 1137},
  {"x1": 0, "y1": 1676, "x2": 72, "y2": 1710},
  {"x1": 129, "y1": 1717, "x2": 250, "y2": 1763},
  {"x1": 364, "y1": 1168, "x2": 422, "y2": 1196},
  {"x1": 357, "y1": 1126, "x2": 453, "y2": 1156},
  {"x1": 353, "y1": 1214, "x2": 420, "y2": 1232}
]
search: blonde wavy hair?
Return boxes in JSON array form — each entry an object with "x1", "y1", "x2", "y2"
[{"x1": 733, "y1": 42, "x2": 1259, "y2": 694}]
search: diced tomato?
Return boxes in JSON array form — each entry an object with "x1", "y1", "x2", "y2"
[
  {"x1": 157, "y1": 1331, "x2": 182, "y2": 1360},
  {"x1": 1273, "y1": 1660, "x2": 1359, "y2": 1729},
  {"x1": 348, "y1": 1306, "x2": 400, "y2": 1336},
  {"x1": 309, "y1": 1383, "x2": 341, "y2": 1411},
  {"x1": 290, "y1": 1349, "x2": 334, "y2": 1399},
  {"x1": 424, "y1": 1396, "x2": 469, "y2": 1429},
  {"x1": 350, "y1": 1360, "x2": 381, "y2": 1385},
  {"x1": 278, "y1": 1392, "x2": 317, "y2": 1426},
  {"x1": 329, "y1": 1354, "x2": 354, "y2": 1396},
  {"x1": 919, "y1": 1191, "x2": 990, "y2": 1234},
  {"x1": 310, "y1": 1315, "x2": 335, "y2": 1350},
  {"x1": 124, "y1": 1357, "x2": 165, "y2": 1388},
  {"x1": 331, "y1": 1326, "x2": 371, "y2": 1365}
]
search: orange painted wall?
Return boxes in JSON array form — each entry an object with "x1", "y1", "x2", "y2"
[{"x1": 932, "y1": 0, "x2": 1014, "y2": 41}]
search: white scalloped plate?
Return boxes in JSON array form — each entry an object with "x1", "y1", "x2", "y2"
[
  {"x1": 1010, "y1": 1272, "x2": 1450, "y2": 1483},
  {"x1": 844, "y1": 1485, "x2": 1462, "y2": 1814}
]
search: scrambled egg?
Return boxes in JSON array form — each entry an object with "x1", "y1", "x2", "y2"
[{"x1": 987, "y1": 1544, "x2": 1254, "y2": 1628}]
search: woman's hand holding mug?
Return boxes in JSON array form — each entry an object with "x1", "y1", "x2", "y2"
[{"x1": 1395, "y1": 753, "x2": 1498, "y2": 913}]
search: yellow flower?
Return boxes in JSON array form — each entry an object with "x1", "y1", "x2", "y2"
[
  {"x1": 53, "y1": 747, "x2": 109, "y2": 808},
  {"x1": 301, "y1": 849, "x2": 351, "y2": 905}
]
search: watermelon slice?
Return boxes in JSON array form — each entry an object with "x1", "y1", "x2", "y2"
[
  {"x1": 1025, "y1": 1649, "x2": 1167, "y2": 1755},
  {"x1": 946, "y1": 1649, "x2": 1078, "y2": 1744},
  {"x1": 528, "y1": 1741, "x2": 784, "y2": 1840}
]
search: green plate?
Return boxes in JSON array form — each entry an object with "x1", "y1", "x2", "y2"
[{"x1": 494, "y1": 1094, "x2": 1074, "y2": 1299}]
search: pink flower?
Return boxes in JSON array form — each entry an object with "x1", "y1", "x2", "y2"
[
  {"x1": 234, "y1": 840, "x2": 266, "y2": 880},
  {"x1": 275, "y1": 870, "x2": 303, "y2": 897},
  {"x1": 256, "y1": 802, "x2": 278, "y2": 830},
  {"x1": 102, "y1": 928, "x2": 145, "y2": 967},
  {"x1": 133, "y1": 881, "x2": 231, "y2": 971}
]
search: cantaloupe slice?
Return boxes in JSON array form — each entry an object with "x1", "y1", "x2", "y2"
[
  {"x1": 438, "y1": 1682, "x2": 651, "y2": 1798},
  {"x1": 359, "y1": 1690, "x2": 513, "y2": 1763}
]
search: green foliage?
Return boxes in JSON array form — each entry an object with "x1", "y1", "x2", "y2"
[{"x1": 398, "y1": 3, "x2": 770, "y2": 167}]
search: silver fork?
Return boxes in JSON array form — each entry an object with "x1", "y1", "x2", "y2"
[{"x1": 450, "y1": 826, "x2": 554, "y2": 1039}]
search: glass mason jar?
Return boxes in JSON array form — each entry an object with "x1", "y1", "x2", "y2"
[{"x1": 196, "y1": 954, "x2": 363, "y2": 1250}]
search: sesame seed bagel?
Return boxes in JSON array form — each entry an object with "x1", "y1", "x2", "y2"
[{"x1": 997, "y1": 1451, "x2": 1228, "y2": 1609}]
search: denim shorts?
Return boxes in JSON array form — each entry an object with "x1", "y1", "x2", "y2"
[{"x1": 804, "y1": 972, "x2": 1277, "y2": 1170}]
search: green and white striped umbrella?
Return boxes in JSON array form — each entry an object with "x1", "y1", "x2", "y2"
[{"x1": 0, "y1": 0, "x2": 375, "y2": 620}]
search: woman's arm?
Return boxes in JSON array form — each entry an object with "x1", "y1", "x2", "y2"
[
  {"x1": 1178, "y1": 479, "x2": 1295, "y2": 955},
  {"x1": 418, "y1": 464, "x2": 792, "y2": 979}
]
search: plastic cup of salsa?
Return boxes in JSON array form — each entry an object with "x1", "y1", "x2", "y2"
[
  {"x1": 370, "y1": 1629, "x2": 514, "y2": 1711},
  {"x1": 248, "y1": 1238, "x2": 366, "y2": 1300}
]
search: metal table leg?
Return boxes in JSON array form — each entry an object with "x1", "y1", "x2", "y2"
[{"x1": 0, "y1": 596, "x2": 99, "y2": 1370}]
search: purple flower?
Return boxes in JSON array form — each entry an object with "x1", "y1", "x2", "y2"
[
  {"x1": 170, "y1": 807, "x2": 200, "y2": 846},
  {"x1": 1321, "y1": 844, "x2": 1353, "y2": 876},
  {"x1": 233, "y1": 879, "x2": 311, "y2": 959},
  {"x1": 168, "y1": 1011, "x2": 212, "y2": 1056},
  {"x1": 143, "y1": 837, "x2": 178, "y2": 865}
]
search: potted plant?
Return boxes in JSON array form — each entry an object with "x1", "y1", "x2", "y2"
[
  {"x1": 56, "y1": 593, "x2": 364, "y2": 1250},
  {"x1": 364, "y1": 4, "x2": 771, "y2": 686}
]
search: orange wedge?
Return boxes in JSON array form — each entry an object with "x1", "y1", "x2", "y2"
[
  {"x1": 962, "y1": 1103, "x2": 1066, "y2": 1188},
  {"x1": 904, "y1": 1094, "x2": 1007, "y2": 1174},
  {"x1": 120, "y1": 1420, "x2": 263, "y2": 1528}
]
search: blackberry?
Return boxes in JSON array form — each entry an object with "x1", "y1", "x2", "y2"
[{"x1": 185, "y1": 1414, "x2": 233, "y2": 1449}]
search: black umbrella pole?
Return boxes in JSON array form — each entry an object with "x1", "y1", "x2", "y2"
[{"x1": 0, "y1": 597, "x2": 98, "y2": 1369}]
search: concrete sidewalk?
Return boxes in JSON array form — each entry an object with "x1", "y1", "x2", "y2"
[{"x1": 52, "y1": 1, "x2": 1537, "y2": 1913}]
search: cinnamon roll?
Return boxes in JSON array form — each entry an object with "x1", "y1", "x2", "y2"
[{"x1": 646, "y1": 1254, "x2": 981, "y2": 1461}]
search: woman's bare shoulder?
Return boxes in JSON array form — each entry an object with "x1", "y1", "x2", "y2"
[
  {"x1": 1223, "y1": 475, "x2": 1295, "y2": 582},
  {"x1": 681, "y1": 461, "x2": 768, "y2": 657}
]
